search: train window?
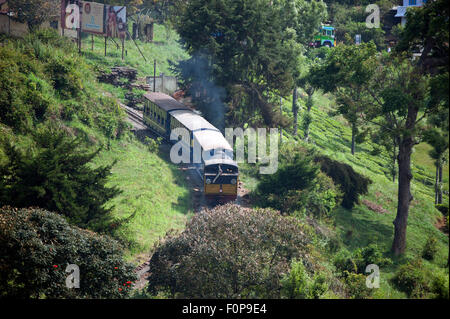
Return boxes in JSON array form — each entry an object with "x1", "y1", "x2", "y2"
[
  {"x1": 210, "y1": 150, "x2": 214, "y2": 156},
  {"x1": 157, "y1": 115, "x2": 160, "y2": 123},
  {"x1": 205, "y1": 164, "x2": 238, "y2": 174}
]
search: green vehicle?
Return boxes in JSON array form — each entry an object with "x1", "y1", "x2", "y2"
[{"x1": 310, "y1": 25, "x2": 336, "y2": 48}]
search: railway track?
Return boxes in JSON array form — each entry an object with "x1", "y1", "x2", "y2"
[{"x1": 122, "y1": 103, "x2": 147, "y2": 130}]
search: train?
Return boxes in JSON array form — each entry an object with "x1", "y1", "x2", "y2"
[{"x1": 142, "y1": 92, "x2": 238, "y2": 202}]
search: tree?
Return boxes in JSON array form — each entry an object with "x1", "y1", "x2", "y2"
[
  {"x1": 373, "y1": 0, "x2": 448, "y2": 255},
  {"x1": 0, "y1": 206, "x2": 136, "y2": 298},
  {"x1": 423, "y1": 127, "x2": 449, "y2": 205},
  {"x1": 147, "y1": 204, "x2": 312, "y2": 298},
  {"x1": 172, "y1": 0, "x2": 326, "y2": 128},
  {"x1": 0, "y1": 128, "x2": 121, "y2": 231},
  {"x1": 365, "y1": 55, "x2": 433, "y2": 256},
  {"x1": 309, "y1": 42, "x2": 378, "y2": 155},
  {"x1": 395, "y1": 0, "x2": 449, "y2": 206},
  {"x1": 8, "y1": 0, "x2": 60, "y2": 31}
]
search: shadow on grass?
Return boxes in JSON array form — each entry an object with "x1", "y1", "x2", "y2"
[
  {"x1": 134, "y1": 129, "x2": 193, "y2": 216},
  {"x1": 334, "y1": 206, "x2": 394, "y2": 252}
]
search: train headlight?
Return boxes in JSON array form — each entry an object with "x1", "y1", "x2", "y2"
[
  {"x1": 206, "y1": 178, "x2": 212, "y2": 184},
  {"x1": 231, "y1": 179, "x2": 237, "y2": 185}
]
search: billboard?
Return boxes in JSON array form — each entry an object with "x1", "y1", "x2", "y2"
[
  {"x1": 61, "y1": 0, "x2": 80, "y2": 30},
  {"x1": 105, "y1": 5, "x2": 126, "y2": 38},
  {"x1": 61, "y1": 1, "x2": 126, "y2": 38},
  {"x1": 81, "y1": 1, "x2": 104, "y2": 34}
]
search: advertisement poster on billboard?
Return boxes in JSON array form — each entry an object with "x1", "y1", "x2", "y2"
[
  {"x1": 61, "y1": 0, "x2": 80, "y2": 30},
  {"x1": 81, "y1": 1, "x2": 104, "y2": 34},
  {"x1": 105, "y1": 5, "x2": 126, "y2": 39}
]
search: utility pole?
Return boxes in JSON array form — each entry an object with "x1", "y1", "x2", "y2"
[
  {"x1": 153, "y1": 60, "x2": 156, "y2": 92},
  {"x1": 77, "y1": 0, "x2": 82, "y2": 54}
]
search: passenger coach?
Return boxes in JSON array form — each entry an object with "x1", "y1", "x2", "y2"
[{"x1": 142, "y1": 92, "x2": 238, "y2": 201}]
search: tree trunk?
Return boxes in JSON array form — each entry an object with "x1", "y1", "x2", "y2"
[
  {"x1": 392, "y1": 107, "x2": 418, "y2": 255},
  {"x1": 304, "y1": 91, "x2": 313, "y2": 141},
  {"x1": 351, "y1": 124, "x2": 356, "y2": 155},
  {"x1": 435, "y1": 164, "x2": 439, "y2": 205},
  {"x1": 392, "y1": 143, "x2": 397, "y2": 182},
  {"x1": 292, "y1": 88, "x2": 299, "y2": 136},
  {"x1": 438, "y1": 164, "x2": 443, "y2": 204}
]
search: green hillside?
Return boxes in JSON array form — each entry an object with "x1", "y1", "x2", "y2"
[{"x1": 0, "y1": 29, "x2": 192, "y2": 266}]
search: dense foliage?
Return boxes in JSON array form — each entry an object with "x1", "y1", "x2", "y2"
[
  {"x1": 0, "y1": 207, "x2": 136, "y2": 298},
  {"x1": 255, "y1": 150, "x2": 342, "y2": 217},
  {"x1": 172, "y1": 0, "x2": 326, "y2": 128},
  {"x1": 0, "y1": 129, "x2": 120, "y2": 231},
  {"x1": 147, "y1": 204, "x2": 313, "y2": 298},
  {"x1": 0, "y1": 29, "x2": 128, "y2": 231},
  {"x1": 390, "y1": 259, "x2": 449, "y2": 299}
]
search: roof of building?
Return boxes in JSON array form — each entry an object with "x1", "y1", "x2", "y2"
[{"x1": 143, "y1": 92, "x2": 191, "y2": 112}]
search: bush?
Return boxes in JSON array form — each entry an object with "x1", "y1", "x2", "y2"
[
  {"x1": 0, "y1": 207, "x2": 136, "y2": 298},
  {"x1": 314, "y1": 155, "x2": 372, "y2": 209},
  {"x1": 422, "y1": 236, "x2": 438, "y2": 261},
  {"x1": 281, "y1": 259, "x2": 329, "y2": 299},
  {"x1": 144, "y1": 136, "x2": 163, "y2": 153},
  {"x1": 431, "y1": 271, "x2": 449, "y2": 299},
  {"x1": 46, "y1": 53, "x2": 83, "y2": 99},
  {"x1": 344, "y1": 272, "x2": 373, "y2": 299},
  {"x1": 390, "y1": 259, "x2": 431, "y2": 298},
  {"x1": 255, "y1": 150, "x2": 341, "y2": 216},
  {"x1": 147, "y1": 204, "x2": 311, "y2": 298},
  {"x1": 334, "y1": 244, "x2": 392, "y2": 277},
  {"x1": 334, "y1": 250, "x2": 358, "y2": 277}
]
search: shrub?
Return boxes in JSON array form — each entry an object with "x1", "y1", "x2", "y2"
[
  {"x1": 344, "y1": 272, "x2": 373, "y2": 299},
  {"x1": 390, "y1": 259, "x2": 431, "y2": 298},
  {"x1": 144, "y1": 136, "x2": 163, "y2": 153},
  {"x1": 334, "y1": 249, "x2": 358, "y2": 277},
  {"x1": 0, "y1": 207, "x2": 136, "y2": 298},
  {"x1": 255, "y1": 151, "x2": 341, "y2": 216},
  {"x1": 314, "y1": 155, "x2": 372, "y2": 209},
  {"x1": 147, "y1": 204, "x2": 311, "y2": 298},
  {"x1": 334, "y1": 244, "x2": 392, "y2": 277},
  {"x1": 422, "y1": 236, "x2": 438, "y2": 261},
  {"x1": 46, "y1": 53, "x2": 83, "y2": 99},
  {"x1": 431, "y1": 271, "x2": 449, "y2": 299},
  {"x1": 281, "y1": 259, "x2": 329, "y2": 299}
]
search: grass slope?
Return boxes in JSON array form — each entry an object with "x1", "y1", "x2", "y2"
[
  {"x1": 273, "y1": 90, "x2": 449, "y2": 296},
  {"x1": 81, "y1": 24, "x2": 189, "y2": 77},
  {"x1": 92, "y1": 138, "x2": 192, "y2": 264}
]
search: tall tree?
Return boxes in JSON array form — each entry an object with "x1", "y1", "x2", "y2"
[
  {"x1": 382, "y1": 0, "x2": 449, "y2": 254},
  {"x1": 309, "y1": 42, "x2": 377, "y2": 154},
  {"x1": 364, "y1": 55, "x2": 431, "y2": 255}
]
